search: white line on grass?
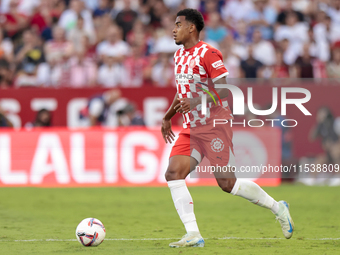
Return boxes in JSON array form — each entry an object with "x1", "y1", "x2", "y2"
[{"x1": 0, "y1": 237, "x2": 339, "y2": 242}]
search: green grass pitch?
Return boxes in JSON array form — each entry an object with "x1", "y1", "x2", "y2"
[{"x1": 0, "y1": 185, "x2": 339, "y2": 254}]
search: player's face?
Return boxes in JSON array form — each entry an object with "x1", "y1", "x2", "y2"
[{"x1": 173, "y1": 16, "x2": 190, "y2": 45}]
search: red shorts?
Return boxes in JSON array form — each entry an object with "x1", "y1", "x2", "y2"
[{"x1": 170, "y1": 123, "x2": 235, "y2": 166}]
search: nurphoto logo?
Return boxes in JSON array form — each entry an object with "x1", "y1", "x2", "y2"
[{"x1": 200, "y1": 84, "x2": 312, "y2": 128}]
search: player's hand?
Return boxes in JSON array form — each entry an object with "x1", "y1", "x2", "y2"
[
  {"x1": 174, "y1": 97, "x2": 199, "y2": 114},
  {"x1": 161, "y1": 118, "x2": 175, "y2": 144}
]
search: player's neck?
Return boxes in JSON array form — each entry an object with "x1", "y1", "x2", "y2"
[{"x1": 183, "y1": 38, "x2": 201, "y2": 50}]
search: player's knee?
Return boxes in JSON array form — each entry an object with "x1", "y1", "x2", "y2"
[
  {"x1": 165, "y1": 156, "x2": 191, "y2": 181},
  {"x1": 165, "y1": 162, "x2": 188, "y2": 181},
  {"x1": 218, "y1": 178, "x2": 236, "y2": 193},
  {"x1": 165, "y1": 169, "x2": 182, "y2": 181}
]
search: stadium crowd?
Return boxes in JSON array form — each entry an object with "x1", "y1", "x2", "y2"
[{"x1": 0, "y1": 0, "x2": 339, "y2": 88}]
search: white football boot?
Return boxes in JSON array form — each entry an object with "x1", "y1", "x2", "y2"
[
  {"x1": 169, "y1": 232, "x2": 205, "y2": 248},
  {"x1": 276, "y1": 201, "x2": 294, "y2": 239}
]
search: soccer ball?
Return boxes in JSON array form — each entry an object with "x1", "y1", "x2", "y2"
[{"x1": 75, "y1": 218, "x2": 106, "y2": 246}]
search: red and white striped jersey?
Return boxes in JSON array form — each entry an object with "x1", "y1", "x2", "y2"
[{"x1": 174, "y1": 41, "x2": 233, "y2": 129}]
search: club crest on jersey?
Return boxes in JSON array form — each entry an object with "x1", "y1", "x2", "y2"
[
  {"x1": 212, "y1": 60, "x2": 223, "y2": 69},
  {"x1": 211, "y1": 138, "x2": 224, "y2": 152},
  {"x1": 189, "y1": 59, "x2": 196, "y2": 68}
]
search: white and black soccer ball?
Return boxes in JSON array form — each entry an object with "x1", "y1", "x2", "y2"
[{"x1": 75, "y1": 218, "x2": 106, "y2": 247}]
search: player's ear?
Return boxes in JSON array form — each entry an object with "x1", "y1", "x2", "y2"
[{"x1": 189, "y1": 23, "x2": 195, "y2": 33}]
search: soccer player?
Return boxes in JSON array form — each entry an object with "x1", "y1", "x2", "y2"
[{"x1": 161, "y1": 9, "x2": 294, "y2": 248}]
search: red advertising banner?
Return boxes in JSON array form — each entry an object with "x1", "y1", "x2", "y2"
[
  {"x1": 0, "y1": 85, "x2": 339, "y2": 158},
  {"x1": 0, "y1": 127, "x2": 280, "y2": 187}
]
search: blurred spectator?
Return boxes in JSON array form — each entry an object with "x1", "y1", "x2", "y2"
[
  {"x1": 225, "y1": 33, "x2": 248, "y2": 62},
  {"x1": 122, "y1": 43, "x2": 151, "y2": 87},
  {"x1": 313, "y1": 15, "x2": 340, "y2": 44},
  {"x1": 26, "y1": 108, "x2": 52, "y2": 127},
  {"x1": 14, "y1": 62, "x2": 42, "y2": 87},
  {"x1": 30, "y1": 0, "x2": 53, "y2": 35},
  {"x1": 149, "y1": 0, "x2": 168, "y2": 28},
  {"x1": 247, "y1": 0, "x2": 277, "y2": 40},
  {"x1": 312, "y1": 9, "x2": 328, "y2": 25},
  {"x1": 327, "y1": 0, "x2": 340, "y2": 24},
  {"x1": 293, "y1": 43, "x2": 314, "y2": 78},
  {"x1": 278, "y1": 38, "x2": 299, "y2": 65},
  {"x1": 97, "y1": 51, "x2": 122, "y2": 87},
  {"x1": 252, "y1": 29, "x2": 276, "y2": 66},
  {"x1": 270, "y1": 49, "x2": 290, "y2": 78},
  {"x1": 1, "y1": 0, "x2": 28, "y2": 39},
  {"x1": 205, "y1": 12, "x2": 228, "y2": 43},
  {"x1": 266, "y1": 106, "x2": 292, "y2": 158},
  {"x1": 43, "y1": 34, "x2": 94, "y2": 87},
  {"x1": 126, "y1": 19, "x2": 152, "y2": 55},
  {"x1": 114, "y1": 0, "x2": 139, "y2": 12},
  {"x1": 137, "y1": 4, "x2": 151, "y2": 26},
  {"x1": 276, "y1": 0, "x2": 305, "y2": 25},
  {"x1": 67, "y1": 50, "x2": 97, "y2": 87},
  {"x1": 163, "y1": 0, "x2": 182, "y2": 11},
  {"x1": 240, "y1": 45, "x2": 264, "y2": 78},
  {"x1": 93, "y1": 0, "x2": 112, "y2": 17},
  {"x1": 67, "y1": 15, "x2": 96, "y2": 49},
  {"x1": 44, "y1": 26, "x2": 73, "y2": 65},
  {"x1": 199, "y1": 29, "x2": 219, "y2": 49},
  {"x1": 80, "y1": 35, "x2": 97, "y2": 61},
  {"x1": 115, "y1": 0, "x2": 138, "y2": 40},
  {"x1": 49, "y1": 0, "x2": 66, "y2": 18},
  {"x1": 0, "y1": 106, "x2": 13, "y2": 127},
  {"x1": 151, "y1": 53, "x2": 174, "y2": 87},
  {"x1": 96, "y1": 25, "x2": 129, "y2": 63},
  {"x1": 327, "y1": 47, "x2": 340, "y2": 78},
  {"x1": 275, "y1": 12, "x2": 309, "y2": 56},
  {"x1": 58, "y1": 0, "x2": 94, "y2": 34},
  {"x1": 15, "y1": 30, "x2": 44, "y2": 67},
  {"x1": 14, "y1": 29, "x2": 47, "y2": 87},
  {"x1": 309, "y1": 106, "x2": 340, "y2": 185},
  {"x1": 0, "y1": 27, "x2": 14, "y2": 63},
  {"x1": 83, "y1": 89, "x2": 128, "y2": 127},
  {"x1": 93, "y1": 13, "x2": 114, "y2": 44},
  {"x1": 0, "y1": 59, "x2": 12, "y2": 88},
  {"x1": 200, "y1": 0, "x2": 221, "y2": 21},
  {"x1": 153, "y1": 14, "x2": 181, "y2": 54},
  {"x1": 221, "y1": 0, "x2": 254, "y2": 26},
  {"x1": 220, "y1": 44, "x2": 240, "y2": 79},
  {"x1": 308, "y1": 27, "x2": 330, "y2": 62},
  {"x1": 232, "y1": 20, "x2": 252, "y2": 46},
  {"x1": 117, "y1": 103, "x2": 145, "y2": 126},
  {"x1": 82, "y1": 0, "x2": 99, "y2": 11},
  {"x1": 1, "y1": 0, "x2": 40, "y2": 16}
]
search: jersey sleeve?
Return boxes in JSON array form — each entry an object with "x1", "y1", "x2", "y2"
[{"x1": 201, "y1": 48, "x2": 229, "y2": 82}]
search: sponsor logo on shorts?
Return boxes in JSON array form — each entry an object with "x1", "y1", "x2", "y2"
[{"x1": 211, "y1": 138, "x2": 224, "y2": 152}]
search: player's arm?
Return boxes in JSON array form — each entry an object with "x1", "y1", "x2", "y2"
[
  {"x1": 175, "y1": 78, "x2": 229, "y2": 113},
  {"x1": 161, "y1": 93, "x2": 178, "y2": 144},
  {"x1": 208, "y1": 77, "x2": 229, "y2": 104}
]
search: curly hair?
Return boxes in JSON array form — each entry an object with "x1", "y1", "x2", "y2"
[{"x1": 177, "y1": 8, "x2": 205, "y2": 33}]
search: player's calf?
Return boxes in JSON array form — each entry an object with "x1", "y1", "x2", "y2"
[{"x1": 216, "y1": 177, "x2": 237, "y2": 193}]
